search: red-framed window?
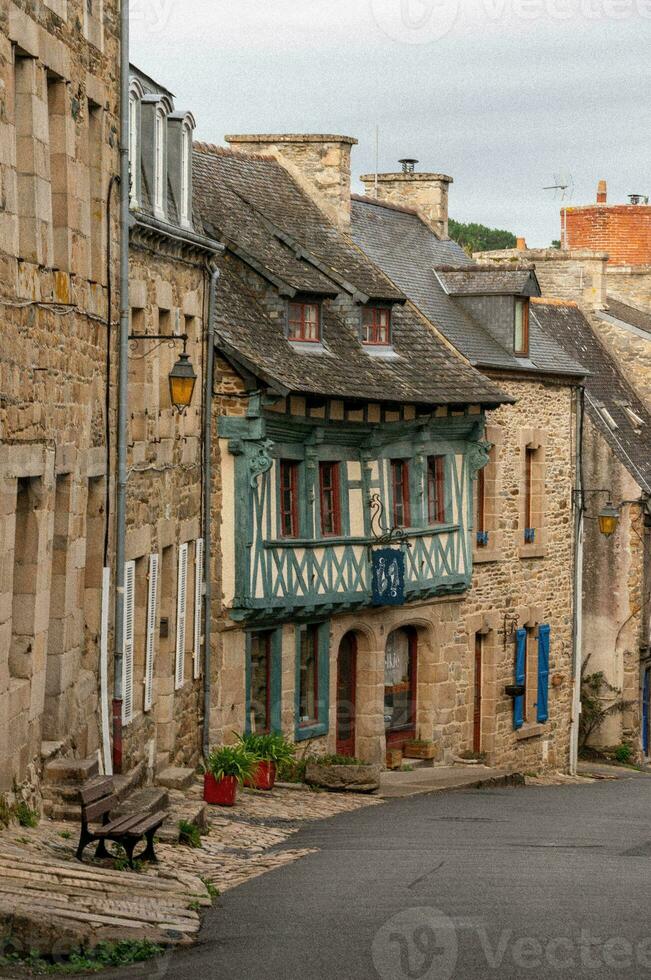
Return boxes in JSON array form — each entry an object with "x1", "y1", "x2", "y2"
[
  {"x1": 427, "y1": 455, "x2": 447, "y2": 524},
  {"x1": 384, "y1": 627, "x2": 418, "y2": 746},
  {"x1": 319, "y1": 461, "x2": 342, "y2": 537},
  {"x1": 280, "y1": 460, "x2": 300, "y2": 538},
  {"x1": 288, "y1": 301, "x2": 320, "y2": 342},
  {"x1": 299, "y1": 624, "x2": 319, "y2": 726},
  {"x1": 391, "y1": 459, "x2": 411, "y2": 528},
  {"x1": 362, "y1": 306, "x2": 391, "y2": 346},
  {"x1": 514, "y1": 298, "x2": 530, "y2": 356},
  {"x1": 249, "y1": 632, "x2": 272, "y2": 734}
]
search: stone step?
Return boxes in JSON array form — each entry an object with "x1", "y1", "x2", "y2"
[
  {"x1": 113, "y1": 787, "x2": 169, "y2": 820},
  {"x1": 158, "y1": 798, "x2": 208, "y2": 844},
  {"x1": 111, "y1": 760, "x2": 146, "y2": 802},
  {"x1": 43, "y1": 756, "x2": 99, "y2": 786},
  {"x1": 156, "y1": 767, "x2": 196, "y2": 791}
]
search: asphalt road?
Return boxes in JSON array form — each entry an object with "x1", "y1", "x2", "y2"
[{"x1": 124, "y1": 775, "x2": 651, "y2": 980}]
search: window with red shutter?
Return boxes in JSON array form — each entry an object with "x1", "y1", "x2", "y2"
[
  {"x1": 319, "y1": 462, "x2": 341, "y2": 536},
  {"x1": 288, "y1": 301, "x2": 321, "y2": 342},
  {"x1": 280, "y1": 461, "x2": 300, "y2": 538},
  {"x1": 427, "y1": 456, "x2": 447, "y2": 524},
  {"x1": 391, "y1": 459, "x2": 411, "y2": 528},
  {"x1": 362, "y1": 307, "x2": 391, "y2": 345}
]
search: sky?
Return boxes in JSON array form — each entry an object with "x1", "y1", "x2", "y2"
[{"x1": 131, "y1": 0, "x2": 650, "y2": 246}]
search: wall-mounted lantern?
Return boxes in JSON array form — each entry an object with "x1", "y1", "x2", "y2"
[
  {"x1": 598, "y1": 500, "x2": 620, "y2": 537},
  {"x1": 169, "y1": 350, "x2": 197, "y2": 414}
]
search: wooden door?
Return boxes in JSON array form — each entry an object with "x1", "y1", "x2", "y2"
[
  {"x1": 473, "y1": 634, "x2": 483, "y2": 754},
  {"x1": 336, "y1": 634, "x2": 357, "y2": 757}
]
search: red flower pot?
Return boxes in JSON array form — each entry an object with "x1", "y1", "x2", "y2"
[
  {"x1": 245, "y1": 760, "x2": 277, "y2": 791},
  {"x1": 203, "y1": 772, "x2": 238, "y2": 806}
]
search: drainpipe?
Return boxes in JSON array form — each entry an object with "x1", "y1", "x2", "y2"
[
  {"x1": 570, "y1": 386, "x2": 586, "y2": 774},
  {"x1": 203, "y1": 266, "x2": 221, "y2": 758},
  {"x1": 112, "y1": 0, "x2": 130, "y2": 774}
]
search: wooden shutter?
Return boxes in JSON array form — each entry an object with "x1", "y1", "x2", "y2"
[
  {"x1": 537, "y1": 624, "x2": 551, "y2": 723},
  {"x1": 175, "y1": 543, "x2": 189, "y2": 690},
  {"x1": 144, "y1": 554, "x2": 159, "y2": 712},
  {"x1": 514, "y1": 628, "x2": 527, "y2": 731},
  {"x1": 122, "y1": 561, "x2": 136, "y2": 725},
  {"x1": 193, "y1": 538, "x2": 204, "y2": 680}
]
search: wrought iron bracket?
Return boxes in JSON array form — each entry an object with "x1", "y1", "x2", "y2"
[
  {"x1": 128, "y1": 332, "x2": 188, "y2": 354},
  {"x1": 499, "y1": 613, "x2": 520, "y2": 650}
]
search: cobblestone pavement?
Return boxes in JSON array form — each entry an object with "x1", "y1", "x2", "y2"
[{"x1": 0, "y1": 781, "x2": 381, "y2": 957}]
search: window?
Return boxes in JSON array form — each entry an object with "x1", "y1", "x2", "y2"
[
  {"x1": 319, "y1": 462, "x2": 341, "y2": 536},
  {"x1": 384, "y1": 628, "x2": 417, "y2": 741},
  {"x1": 249, "y1": 632, "x2": 272, "y2": 733},
  {"x1": 154, "y1": 108, "x2": 166, "y2": 214},
  {"x1": 427, "y1": 455, "x2": 446, "y2": 524},
  {"x1": 362, "y1": 306, "x2": 391, "y2": 345},
  {"x1": 180, "y1": 123, "x2": 191, "y2": 225},
  {"x1": 298, "y1": 625, "x2": 320, "y2": 726},
  {"x1": 524, "y1": 447, "x2": 534, "y2": 543},
  {"x1": 280, "y1": 461, "x2": 300, "y2": 538},
  {"x1": 476, "y1": 465, "x2": 487, "y2": 544},
  {"x1": 128, "y1": 92, "x2": 139, "y2": 205},
  {"x1": 288, "y1": 301, "x2": 320, "y2": 342},
  {"x1": 391, "y1": 459, "x2": 411, "y2": 528},
  {"x1": 514, "y1": 298, "x2": 530, "y2": 356}
]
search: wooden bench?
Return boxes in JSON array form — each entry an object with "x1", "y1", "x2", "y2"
[{"x1": 76, "y1": 777, "x2": 166, "y2": 868}]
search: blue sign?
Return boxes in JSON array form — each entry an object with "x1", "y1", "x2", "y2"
[{"x1": 372, "y1": 548, "x2": 405, "y2": 606}]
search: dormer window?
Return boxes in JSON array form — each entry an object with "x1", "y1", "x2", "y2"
[
  {"x1": 154, "y1": 107, "x2": 166, "y2": 216},
  {"x1": 180, "y1": 122, "x2": 191, "y2": 225},
  {"x1": 288, "y1": 301, "x2": 321, "y2": 342},
  {"x1": 514, "y1": 298, "x2": 530, "y2": 356},
  {"x1": 362, "y1": 306, "x2": 391, "y2": 346}
]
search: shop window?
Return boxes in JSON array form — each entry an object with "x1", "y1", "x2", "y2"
[
  {"x1": 295, "y1": 623, "x2": 328, "y2": 740},
  {"x1": 384, "y1": 627, "x2": 417, "y2": 744}
]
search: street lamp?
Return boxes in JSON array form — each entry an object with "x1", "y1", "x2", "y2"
[
  {"x1": 598, "y1": 501, "x2": 620, "y2": 537},
  {"x1": 169, "y1": 350, "x2": 197, "y2": 413}
]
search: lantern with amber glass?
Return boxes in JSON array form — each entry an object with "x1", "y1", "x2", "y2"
[
  {"x1": 169, "y1": 350, "x2": 197, "y2": 414},
  {"x1": 598, "y1": 501, "x2": 620, "y2": 537}
]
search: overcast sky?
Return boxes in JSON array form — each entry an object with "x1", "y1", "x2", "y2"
[{"x1": 131, "y1": 0, "x2": 649, "y2": 246}]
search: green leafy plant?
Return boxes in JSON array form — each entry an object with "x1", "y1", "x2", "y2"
[
  {"x1": 200, "y1": 876, "x2": 220, "y2": 900},
  {"x1": 0, "y1": 939, "x2": 164, "y2": 975},
  {"x1": 59, "y1": 830, "x2": 72, "y2": 840},
  {"x1": 179, "y1": 819, "x2": 202, "y2": 848},
  {"x1": 238, "y1": 732, "x2": 296, "y2": 766},
  {"x1": 13, "y1": 801, "x2": 39, "y2": 828},
  {"x1": 313, "y1": 754, "x2": 366, "y2": 767},
  {"x1": 614, "y1": 742, "x2": 634, "y2": 764},
  {"x1": 579, "y1": 659, "x2": 635, "y2": 750},
  {"x1": 206, "y1": 744, "x2": 258, "y2": 784},
  {"x1": 448, "y1": 218, "x2": 517, "y2": 255}
]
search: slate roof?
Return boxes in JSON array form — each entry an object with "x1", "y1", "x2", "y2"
[
  {"x1": 435, "y1": 268, "x2": 538, "y2": 297},
  {"x1": 193, "y1": 146, "x2": 509, "y2": 408},
  {"x1": 601, "y1": 298, "x2": 651, "y2": 336},
  {"x1": 533, "y1": 301, "x2": 651, "y2": 493},
  {"x1": 351, "y1": 196, "x2": 586, "y2": 378}
]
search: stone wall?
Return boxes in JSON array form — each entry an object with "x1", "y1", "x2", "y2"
[
  {"x1": 0, "y1": 0, "x2": 120, "y2": 793},
  {"x1": 473, "y1": 247, "x2": 608, "y2": 310},
  {"x1": 359, "y1": 171, "x2": 453, "y2": 239},
  {"x1": 608, "y1": 266, "x2": 651, "y2": 308}
]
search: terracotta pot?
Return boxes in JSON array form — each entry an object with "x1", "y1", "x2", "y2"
[
  {"x1": 244, "y1": 760, "x2": 277, "y2": 791},
  {"x1": 203, "y1": 772, "x2": 238, "y2": 806},
  {"x1": 404, "y1": 742, "x2": 438, "y2": 760}
]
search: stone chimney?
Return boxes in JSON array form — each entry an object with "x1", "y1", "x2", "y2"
[
  {"x1": 360, "y1": 159, "x2": 453, "y2": 238},
  {"x1": 224, "y1": 134, "x2": 358, "y2": 232},
  {"x1": 597, "y1": 179, "x2": 607, "y2": 204}
]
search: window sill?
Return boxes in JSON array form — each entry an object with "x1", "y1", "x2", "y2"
[
  {"x1": 473, "y1": 548, "x2": 503, "y2": 564},
  {"x1": 515, "y1": 723, "x2": 549, "y2": 742},
  {"x1": 295, "y1": 721, "x2": 328, "y2": 742},
  {"x1": 363, "y1": 345, "x2": 401, "y2": 360},
  {"x1": 518, "y1": 543, "x2": 547, "y2": 560}
]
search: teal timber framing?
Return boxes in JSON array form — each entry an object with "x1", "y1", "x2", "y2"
[{"x1": 221, "y1": 409, "x2": 490, "y2": 626}]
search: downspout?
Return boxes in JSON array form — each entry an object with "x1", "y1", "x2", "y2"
[
  {"x1": 570, "y1": 385, "x2": 586, "y2": 774},
  {"x1": 203, "y1": 266, "x2": 221, "y2": 758},
  {"x1": 113, "y1": 0, "x2": 130, "y2": 774}
]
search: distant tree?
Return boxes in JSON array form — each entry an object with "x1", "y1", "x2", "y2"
[
  {"x1": 550, "y1": 240, "x2": 561, "y2": 249},
  {"x1": 448, "y1": 219, "x2": 517, "y2": 256}
]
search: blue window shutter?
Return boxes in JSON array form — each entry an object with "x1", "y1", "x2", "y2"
[
  {"x1": 537, "y1": 625, "x2": 551, "y2": 723},
  {"x1": 514, "y1": 628, "x2": 527, "y2": 730}
]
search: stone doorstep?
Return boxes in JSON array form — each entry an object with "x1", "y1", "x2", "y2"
[
  {"x1": 42, "y1": 756, "x2": 99, "y2": 785},
  {"x1": 156, "y1": 766, "x2": 196, "y2": 792}
]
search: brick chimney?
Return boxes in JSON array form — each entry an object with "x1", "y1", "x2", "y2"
[
  {"x1": 360, "y1": 160, "x2": 453, "y2": 238},
  {"x1": 224, "y1": 134, "x2": 358, "y2": 232},
  {"x1": 597, "y1": 180, "x2": 607, "y2": 204},
  {"x1": 516, "y1": 237, "x2": 527, "y2": 250}
]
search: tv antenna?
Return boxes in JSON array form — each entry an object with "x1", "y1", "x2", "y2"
[{"x1": 543, "y1": 171, "x2": 574, "y2": 202}]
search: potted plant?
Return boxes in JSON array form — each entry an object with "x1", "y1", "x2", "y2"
[
  {"x1": 238, "y1": 732, "x2": 296, "y2": 791},
  {"x1": 403, "y1": 739, "x2": 439, "y2": 761},
  {"x1": 304, "y1": 754, "x2": 381, "y2": 794},
  {"x1": 204, "y1": 744, "x2": 258, "y2": 806}
]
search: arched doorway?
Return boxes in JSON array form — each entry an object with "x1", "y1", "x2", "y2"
[
  {"x1": 384, "y1": 627, "x2": 417, "y2": 748},
  {"x1": 336, "y1": 633, "x2": 357, "y2": 757}
]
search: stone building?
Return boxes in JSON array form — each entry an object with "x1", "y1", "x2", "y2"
[
  {"x1": 123, "y1": 68, "x2": 220, "y2": 778},
  {"x1": 0, "y1": 0, "x2": 120, "y2": 794},
  {"x1": 350, "y1": 168, "x2": 586, "y2": 772},
  {"x1": 191, "y1": 137, "x2": 583, "y2": 772},
  {"x1": 562, "y1": 180, "x2": 651, "y2": 267}
]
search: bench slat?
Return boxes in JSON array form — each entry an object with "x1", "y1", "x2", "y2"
[
  {"x1": 93, "y1": 814, "x2": 147, "y2": 836},
  {"x1": 121, "y1": 811, "x2": 166, "y2": 837},
  {"x1": 84, "y1": 794, "x2": 118, "y2": 823},
  {"x1": 80, "y1": 777, "x2": 114, "y2": 806}
]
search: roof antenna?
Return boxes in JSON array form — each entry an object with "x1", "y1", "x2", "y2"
[
  {"x1": 374, "y1": 126, "x2": 379, "y2": 199},
  {"x1": 543, "y1": 171, "x2": 575, "y2": 202}
]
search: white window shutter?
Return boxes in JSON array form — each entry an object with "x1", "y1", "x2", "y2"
[
  {"x1": 193, "y1": 538, "x2": 204, "y2": 680},
  {"x1": 122, "y1": 561, "x2": 136, "y2": 725},
  {"x1": 175, "y1": 543, "x2": 189, "y2": 690},
  {"x1": 144, "y1": 554, "x2": 159, "y2": 712}
]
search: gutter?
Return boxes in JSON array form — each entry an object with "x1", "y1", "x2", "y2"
[
  {"x1": 570, "y1": 385, "x2": 586, "y2": 774},
  {"x1": 112, "y1": 0, "x2": 130, "y2": 773},
  {"x1": 203, "y1": 266, "x2": 221, "y2": 757}
]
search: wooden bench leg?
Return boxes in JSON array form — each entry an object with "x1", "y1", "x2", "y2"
[{"x1": 141, "y1": 828, "x2": 158, "y2": 864}]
